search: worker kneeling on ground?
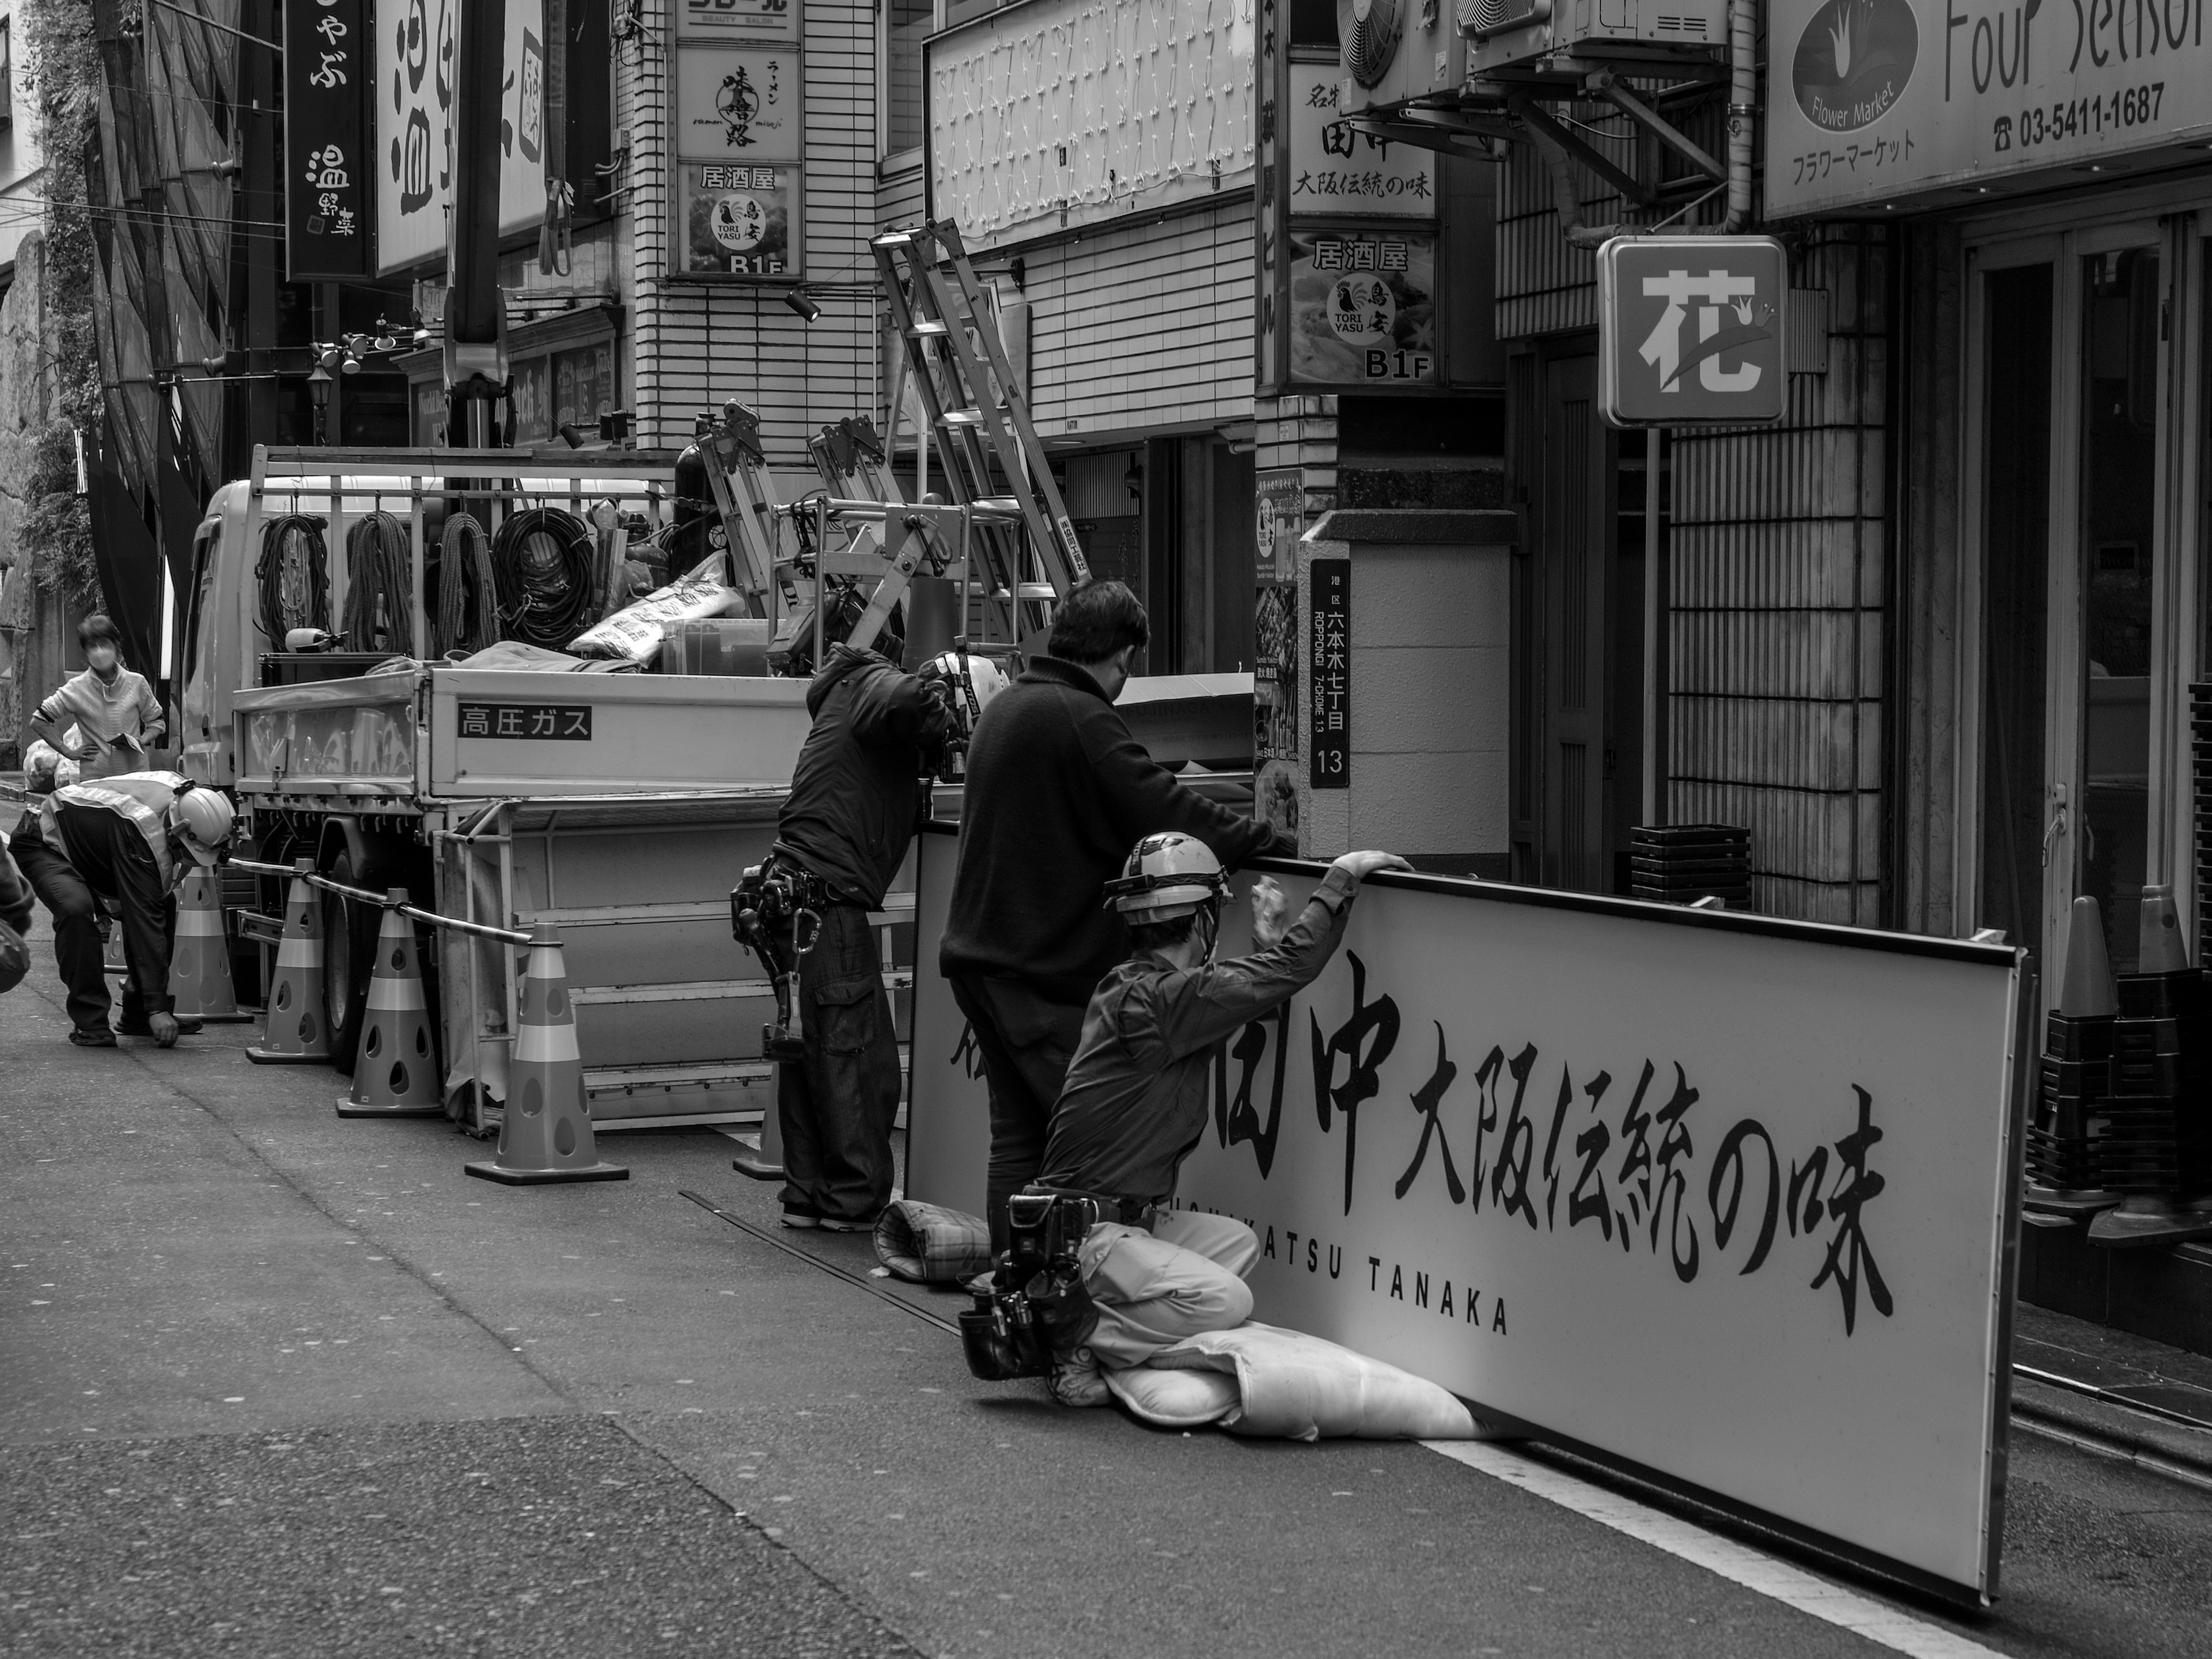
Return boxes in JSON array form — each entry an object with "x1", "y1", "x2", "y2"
[
  {"x1": 9, "y1": 772, "x2": 234, "y2": 1048},
  {"x1": 961, "y1": 831, "x2": 1407, "y2": 1407}
]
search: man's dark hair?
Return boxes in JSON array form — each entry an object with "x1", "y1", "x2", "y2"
[
  {"x1": 1127, "y1": 907, "x2": 1210, "y2": 955},
  {"x1": 1047, "y1": 579, "x2": 1149, "y2": 664},
  {"x1": 78, "y1": 614, "x2": 123, "y2": 652}
]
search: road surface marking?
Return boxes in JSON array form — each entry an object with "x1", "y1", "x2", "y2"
[{"x1": 1423, "y1": 1441, "x2": 2003, "y2": 1659}]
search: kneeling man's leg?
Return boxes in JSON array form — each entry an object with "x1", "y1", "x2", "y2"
[{"x1": 1078, "y1": 1224, "x2": 1252, "y2": 1368}]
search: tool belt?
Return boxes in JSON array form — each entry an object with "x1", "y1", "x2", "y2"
[
  {"x1": 959, "y1": 1190, "x2": 1103, "y2": 1382},
  {"x1": 1025, "y1": 1183, "x2": 1154, "y2": 1229},
  {"x1": 761, "y1": 844, "x2": 861, "y2": 910}
]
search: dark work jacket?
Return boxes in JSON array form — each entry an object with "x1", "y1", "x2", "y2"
[
  {"x1": 776, "y1": 646, "x2": 948, "y2": 910},
  {"x1": 940, "y1": 656, "x2": 1283, "y2": 1003},
  {"x1": 1037, "y1": 868, "x2": 1358, "y2": 1205}
]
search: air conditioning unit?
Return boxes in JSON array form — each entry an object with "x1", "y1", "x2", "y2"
[
  {"x1": 1464, "y1": 0, "x2": 1729, "y2": 77},
  {"x1": 1337, "y1": 0, "x2": 1469, "y2": 116}
]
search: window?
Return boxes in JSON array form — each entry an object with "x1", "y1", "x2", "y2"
[
  {"x1": 0, "y1": 18, "x2": 14, "y2": 132},
  {"x1": 885, "y1": 0, "x2": 931, "y2": 162}
]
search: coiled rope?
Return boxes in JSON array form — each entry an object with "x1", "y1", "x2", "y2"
[
  {"x1": 255, "y1": 514, "x2": 331, "y2": 642},
  {"x1": 340, "y1": 512, "x2": 415, "y2": 656},
  {"x1": 489, "y1": 507, "x2": 600, "y2": 648},
  {"x1": 435, "y1": 512, "x2": 501, "y2": 656}
]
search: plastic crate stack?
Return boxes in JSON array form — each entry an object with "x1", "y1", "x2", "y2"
[
  {"x1": 2103, "y1": 959, "x2": 2205, "y2": 1198},
  {"x1": 1628, "y1": 825, "x2": 1751, "y2": 907}
]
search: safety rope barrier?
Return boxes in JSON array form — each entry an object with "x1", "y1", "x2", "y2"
[{"x1": 228, "y1": 857, "x2": 531, "y2": 945}]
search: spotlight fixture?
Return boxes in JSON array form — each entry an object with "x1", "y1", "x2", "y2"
[{"x1": 785, "y1": 288, "x2": 821, "y2": 323}]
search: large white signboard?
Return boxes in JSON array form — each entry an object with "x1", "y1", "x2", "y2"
[
  {"x1": 926, "y1": 0, "x2": 1258, "y2": 251},
  {"x1": 375, "y1": 0, "x2": 552, "y2": 274},
  {"x1": 1287, "y1": 59, "x2": 1433, "y2": 218},
  {"x1": 1767, "y1": 0, "x2": 2212, "y2": 215},
  {"x1": 907, "y1": 825, "x2": 2027, "y2": 1600}
]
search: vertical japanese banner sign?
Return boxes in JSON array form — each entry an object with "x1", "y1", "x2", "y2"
[
  {"x1": 1309, "y1": 557, "x2": 1349, "y2": 789},
  {"x1": 906, "y1": 818, "x2": 2029, "y2": 1599},
  {"x1": 285, "y1": 0, "x2": 372, "y2": 279},
  {"x1": 1253, "y1": 0, "x2": 1285, "y2": 392}
]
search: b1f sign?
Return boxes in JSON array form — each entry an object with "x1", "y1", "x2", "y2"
[{"x1": 1597, "y1": 236, "x2": 1789, "y2": 428}]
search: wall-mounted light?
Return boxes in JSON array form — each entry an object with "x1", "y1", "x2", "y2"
[{"x1": 785, "y1": 288, "x2": 821, "y2": 323}]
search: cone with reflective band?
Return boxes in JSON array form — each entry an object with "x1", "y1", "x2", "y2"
[
  {"x1": 247, "y1": 861, "x2": 332, "y2": 1064},
  {"x1": 2139, "y1": 883, "x2": 2189, "y2": 975},
  {"x1": 168, "y1": 867, "x2": 248, "y2": 1022},
  {"x1": 467, "y1": 922, "x2": 626, "y2": 1185},
  {"x1": 339, "y1": 892, "x2": 442, "y2": 1117}
]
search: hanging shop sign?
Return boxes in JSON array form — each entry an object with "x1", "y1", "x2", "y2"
[
  {"x1": 1597, "y1": 236, "x2": 1790, "y2": 427},
  {"x1": 926, "y1": 0, "x2": 1258, "y2": 252},
  {"x1": 1285, "y1": 226, "x2": 1438, "y2": 388},
  {"x1": 1308, "y1": 556, "x2": 1349, "y2": 790},
  {"x1": 373, "y1": 0, "x2": 551, "y2": 275},
  {"x1": 677, "y1": 0, "x2": 800, "y2": 46},
  {"x1": 285, "y1": 0, "x2": 373, "y2": 279},
  {"x1": 668, "y1": 27, "x2": 804, "y2": 281},
  {"x1": 1287, "y1": 59, "x2": 1434, "y2": 217},
  {"x1": 1767, "y1": 0, "x2": 2212, "y2": 215},
  {"x1": 904, "y1": 825, "x2": 2028, "y2": 1602}
]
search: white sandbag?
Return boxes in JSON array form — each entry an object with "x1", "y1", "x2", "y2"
[
  {"x1": 568, "y1": 558, "x2": 744, "y2": 664},
  {"x1": 1104, "y1": 1363, "x2": 1240, "y2": 1429},
  {"x1": 1147, "y1": 1321, "x2": 1503, "y2": 1442}
]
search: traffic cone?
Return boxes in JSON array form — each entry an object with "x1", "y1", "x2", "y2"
[
  {"x1": 338, "y1": 892, "x2": 442, "y2": 1118},
  {"x1": 2061, "y1": 895, "x2": 2120, "y2": 1016},
  {"x1": 466, "y1": 922, "x2": 626, "y2": 1185},
  {"x1": 2139, "y1": 884, "x2": 2189, "y2": 974},
  {"x1": 731, "y1": 998, "x2": 796, "y2": 1181},
  {"x1": 168, "y1": 867, "x2": 248, "y2": 1022},
  {"x1": 247, "y1": 861, "x2": 332, "y2": 1064}
]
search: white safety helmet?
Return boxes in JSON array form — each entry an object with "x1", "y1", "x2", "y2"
[
  {"x1": 919, "y1": 650, "x2": 1010, "y2": 741},
  {"x1": 1103, "y1": 832, "x2": 1229, "y2": 925},
  {"x1": 167, "y1": 785, "x2": 236, "y2": 867}
]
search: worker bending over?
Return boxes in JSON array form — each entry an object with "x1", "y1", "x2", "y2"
[
  {"x1": 10, "y1": 772, "x2": 234, "y2": 1047},
  {"x1": 1032, "y1": 832, "x2": 1407, "y2": 1406},
  {"x1": 764, "y1": 635, "x2": 960, "y2": 1230}
]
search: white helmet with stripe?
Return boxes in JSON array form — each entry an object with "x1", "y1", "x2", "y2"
[
  {"x1": 1103, "y1": 831, "x2": 1228, "y2": 923},
  {"x1": 918, "y1": 650, "x2": 1009, "y2": 741}
]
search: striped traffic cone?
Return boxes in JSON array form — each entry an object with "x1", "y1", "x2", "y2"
[
  {"x1": 168, "y1": 867, "x2": 248, "y2": 1022},
  {"x1": 246, "y1": 860, "x2": 332, "y2": 1065},
  {"x1": 466, "y1": 922, "x2": 626, "y2": 1185},
  {"x1": 338, "y1": 892, "x2": 442, "y2": 1118}
]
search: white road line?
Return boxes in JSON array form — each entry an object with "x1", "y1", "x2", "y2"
[{"x1": 1422, "y1": 1441, "x2": 2005, "y2": 1659}]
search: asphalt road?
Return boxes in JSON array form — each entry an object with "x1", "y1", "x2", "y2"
[{"x1": 3, "y1": 912, "x2": 2210, "y2": 1658}]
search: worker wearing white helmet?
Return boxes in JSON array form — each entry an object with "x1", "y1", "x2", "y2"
[
  {"x1": 1020, "y1": 831, "x2": 1408, "y2": 1407},
  {"x1": 10, "y1": 772, "x2": 234, "y2": 1048},
  {"x1": 914, "y1": 649, "x2": 1008, "y2": 779}
]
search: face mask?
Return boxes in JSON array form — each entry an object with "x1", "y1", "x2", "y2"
[{"x1": 86, "y1": 647, "x2": 118, "y2": 675}]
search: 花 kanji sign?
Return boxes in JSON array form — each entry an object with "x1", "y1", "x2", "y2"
[{"x1": 1597, "y1": 236, "x2": 1790, "y2": 428}]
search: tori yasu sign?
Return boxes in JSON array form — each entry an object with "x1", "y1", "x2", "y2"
[{"x1": 1597, "y1": 237, "x2": 1790, "y2": 428}]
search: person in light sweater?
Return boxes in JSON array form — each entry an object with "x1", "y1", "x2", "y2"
[{"x1": 29, "y1": 615, "x2": 164, "y2": 781}]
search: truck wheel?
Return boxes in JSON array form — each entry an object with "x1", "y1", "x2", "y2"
[{"x1": 321, "y1": 847, "x2": 379, "y2": 1073}]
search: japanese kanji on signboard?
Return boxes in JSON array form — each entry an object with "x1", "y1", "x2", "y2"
[
  {"x1": 1596, "y1": 236, "x2": 1790, "y2": 429},
  {"x1": 456, "y1": 703, "x2": 594, "y2": 742}
]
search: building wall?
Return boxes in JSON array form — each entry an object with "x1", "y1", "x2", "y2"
[
  {"x1": 624, "y1": 0, "x2": 880, "y2": 467},
  {"x1": 0, "y1": 0, "x2": 45, "y2": 275},
  {"x1": 1495, "y1": 130, "x2": 1893, "y2": 926}
]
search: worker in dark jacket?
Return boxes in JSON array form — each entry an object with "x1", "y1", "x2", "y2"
[
  {"x1": 10, "y1": 771, "x2": 234, "y2": 1047},
  {"x1": 0, "y1": 826, "x2": 34, "y2": 995},
  {"x1": 941, "y1": 579, "x2": 1285, "y2": 1251},
  {"x1": 1033, "y1": 832, "x2": 1408, "y2": 1405},
  {"x1": 770, "y1": 640, "x2": 951, "y2": 1230}
]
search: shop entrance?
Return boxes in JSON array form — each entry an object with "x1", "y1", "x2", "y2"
[{"x1": 1971, "y1": 222, "x2": 2184, "y2": 993}]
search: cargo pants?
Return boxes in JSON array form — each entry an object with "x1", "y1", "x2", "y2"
[
  {"x1": 778, "y1": 903, "x2": 901, "y2": 1225},
  {"x1": 1077, "y1": 1210, "x2": 1260, "y2": 1368}
]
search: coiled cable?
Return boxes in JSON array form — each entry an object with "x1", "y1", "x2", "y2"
[
  {"x1": 255, "y1": 514, "x2": 331, "y2": 642},
  {"x1": 435, "y1": 512, "x2": 501, "y2": 656},
  {"x1": 340, "y1": 512, "x2": 415, "y2": 657},
  {"x1": 489, "y1": 507, "x2": 600, "y2": 647}
]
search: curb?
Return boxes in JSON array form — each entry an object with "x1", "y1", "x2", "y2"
[{"x1": 2011, "y1": 1377, "x2": 2212, "y2": 1488}]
